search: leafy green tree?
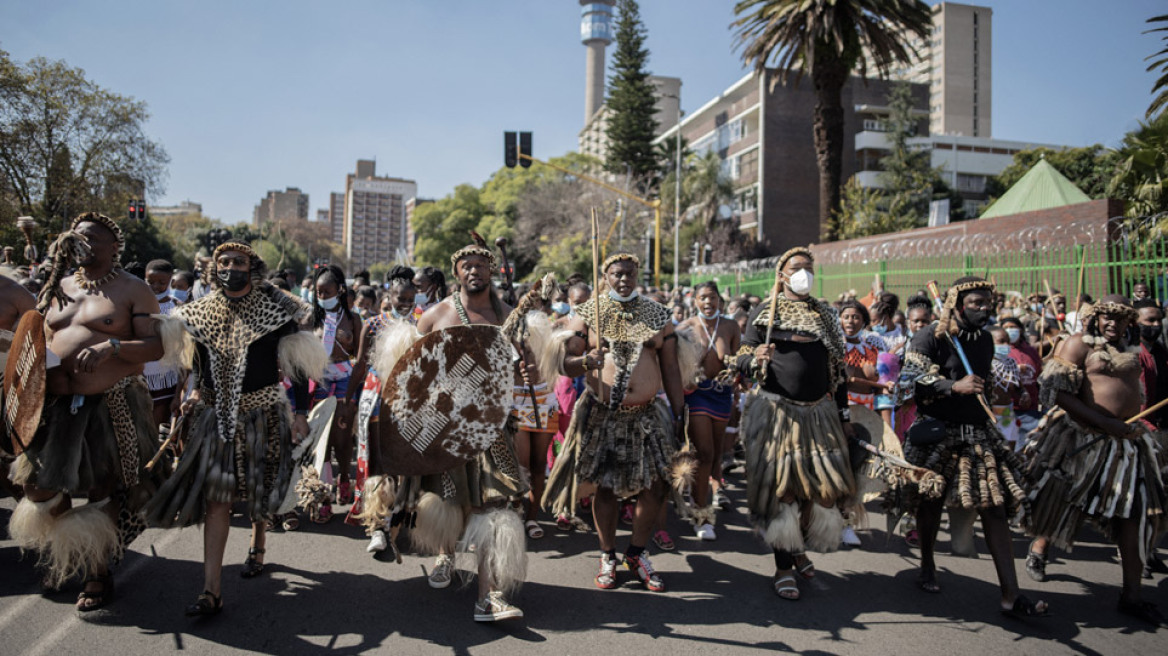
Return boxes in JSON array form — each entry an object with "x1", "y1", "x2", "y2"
[
  {"x1": 1108, "y1": 112, "x2": 1168, "y2": 218},
  {"x1": 732, "y1": 0, "x2": 932, "y2": 241},
  {"x1": 605, "y1": 0, "x2": 660, "y2": 188},
  {"x1": 986, "y1": 145, "x2": 1119, "y2": 202},
  {"x1": 411, "y1": 184, "x2": 488, "y2": 269},
  {"x1": 0, "y1": 50, "x2": 168, "y2": 233},
  {"x1": 121, "y1": 214, "x2": 175, "y2": 266},
  {"x1": 878, "y1": 82, "x2": 932, "y2": 227}
]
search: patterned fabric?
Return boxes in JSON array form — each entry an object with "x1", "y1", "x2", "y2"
[
  {"x1": 512, "y1": 382, "x2": 558, "y2": 433},
  {"x1": 686, "y1": 379, "x2": 733, "y2": 422},
  {"x1": 345, "y1": 371, "x2": 382, "y2": 524},
  {"x1": 904, "y1": 420, "x2": 1028, "y2": 519},
  {"x1": 575, "y1": 294, "x2": 670, "y2": 408},
  {"x1": 144, "y1": 298, "x2": 181, "y2": 393},
  {"x1": 753, "y1": 294, "x2": 847, "y2": 392},
  {"x1": 170, "y1": 283, "x2": 311, "y2": 446},
  {"x1": 564, "y1": 392, "x2": 674, "y2": 498},
  {"x1": 844, "y1": 332, "x2": 887, "y2": 410},
  {"x1": 991, "y1": 354, "x2": 1021, "y2": 393}
]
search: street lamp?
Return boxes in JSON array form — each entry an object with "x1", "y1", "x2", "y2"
[{"x1": 661, "y1": 90, "x2": 683, "y2": 290}]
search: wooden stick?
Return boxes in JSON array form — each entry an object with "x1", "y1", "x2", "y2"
[
  {"x1": 1127, "y1": 395, "x2": 1168, "y2": 425},
  {"x1": 1074, "y1": 247, "x2": 1089, "y2": 319},
  {"x1": 590, "y1": 208, "x2": 603, "y2": 398},
  {"x1": 1043, "y1": 279, "x2": 1066, "y2": 333},
  {"x1": 758, "y1": 261, "x2": 783, "y2": 382},
  {"x1": 146, "y1": 415, "x2": 183, "y2": 471}
]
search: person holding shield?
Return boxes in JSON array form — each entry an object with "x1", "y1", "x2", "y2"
[{"x1": 8, "y1": 212, "x2": 163, "y2": 613}]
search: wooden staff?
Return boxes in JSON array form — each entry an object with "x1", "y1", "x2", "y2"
[
  {"x1": 497, "y1": 236, "x2": 540, "y2": 429},
  {"x1": 1073, "y1": 247, "x2": 1089, "y2": 319},
  {"x1": 590, "y1": 208, "x2": 603, "y2": 398},
  {"x1": 924, "y1": 280, "x2": 1000, "y2": 427},
  {"x1": 758, "y1": 259, "x2": 784, "y2": 383},
  {"x1": 146, "y1": 415, "x2": 184, "y2": 471},
  {"x1": 1042, "y1": 279, "x2": 1065, "y2": 333}
]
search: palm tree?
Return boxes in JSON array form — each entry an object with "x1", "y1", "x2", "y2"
[
  {"x1": 731, "y1": 0, "x2": 932, "y2": 241},
  {"x1": 1108, "y1": 112, "x2": 1168, "y2": 220},
  {"x1": 1146, "y1": 14, "x2": 1168, "y2": 120}
]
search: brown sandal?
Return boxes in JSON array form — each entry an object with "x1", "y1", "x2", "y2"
[
  {"x1": 76, "y1": 574, "x2": 114, "y2": 612},
  {"x1": 184, "y1": 590, "x2": 222, "y2": 616}
]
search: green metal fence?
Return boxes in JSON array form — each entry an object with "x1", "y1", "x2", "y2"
[{"x1": 698, "y1": 240, "x2": 1168, "y2": 303}]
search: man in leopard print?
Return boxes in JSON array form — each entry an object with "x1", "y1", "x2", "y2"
[
  {"x1": 145, "y1": 241, "x2": 322, "y2": 617},
  {"x1": 9, "y1": 212, "x2": 165, "y2": 613}
]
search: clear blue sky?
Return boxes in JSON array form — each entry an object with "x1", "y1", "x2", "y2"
[{"x1": 1, "y1": 0, "x2": 1163, "y2": 224}]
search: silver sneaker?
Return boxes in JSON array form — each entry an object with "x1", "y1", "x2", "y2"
[
  {"x1": 474, "y1": 591, "x2": 524, "y2": 622},
  {"x1": 428, "y1": 554, "x2": 454, "y2": 589}
]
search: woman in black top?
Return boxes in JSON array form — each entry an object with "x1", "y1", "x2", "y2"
[{"x1": 735, "y1": 247, "x2": 856, "y2": 602}]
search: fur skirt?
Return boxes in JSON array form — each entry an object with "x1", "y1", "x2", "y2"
[
  {"x1": 145, "y1": 384, "x2": 294, "y2": 528},
  {"x1": 904, "y1": 418, "x2": 1029, "y2": 520},
  {"x1": 743, "y1": 390, "x2": 856, "y2": 519},
  {"x1": 1023, "y1": 410, "x2": 1167, "y2": 559}
]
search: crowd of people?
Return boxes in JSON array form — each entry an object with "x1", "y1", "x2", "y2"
[{"x1": 1, "y1": 214, "x2": 1167, "y2": 628}]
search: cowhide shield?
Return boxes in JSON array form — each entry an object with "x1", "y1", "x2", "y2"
[
  {"x1": 4, "y1": 310, "x2": 46, "y2": 456},
  {"x1": 377, "y1": 325, "x2": 513, "y2": 476},
  {"x1": 278, "y1": 396, "x2": 335, "y2": 515}
]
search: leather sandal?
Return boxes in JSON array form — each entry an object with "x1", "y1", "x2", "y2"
[
  {"x1": 76, "y1": 574, "x2": 114, "y2": 613},
  {"x1": 773, "y1": 573, "x2": 800, "y2": 600},
  {"x1": 185, "y1": 590, "x2": 223, "y2": 617},
  {"x1": 241, "y1": 547, "x2": 266, "y2": 579}
]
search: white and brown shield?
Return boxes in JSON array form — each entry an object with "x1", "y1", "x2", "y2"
[
  {"x1": 3, "y1": 310, "x2": 47, "y2": 456},
  {"x1": 377, "y1": 324, "x2": 513, "y2": 476}
]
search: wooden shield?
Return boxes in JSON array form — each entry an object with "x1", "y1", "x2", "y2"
[
  {"x1": 377, "y1": 325, "x2": 513, "y2": 476},
  {"x1": 4, "y1": 310, "x2": 47, "y2": 456},
  {"x1": 277, "y1": 396, "x2": 336, "y2": 515}
]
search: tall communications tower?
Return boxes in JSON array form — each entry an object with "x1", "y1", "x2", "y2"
[{"x1": 580, "y1": 1, "x2": 615, "y2": 125}]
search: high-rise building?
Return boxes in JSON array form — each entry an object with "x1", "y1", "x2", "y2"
[
  {"x1": 341, "y1": 160, "x2": 417, "y2": 272},
  {"x1": 898, "y1": 2, "x2": 992, "y2": 137},
  {"x1": 315, "y1": 209, "x2": 329, "y2": 223},
  {"x1": 253, "y1": 187, "x2": 309, "y2": 226},
  {"x1": 328, "y1": 192, "x2": 345, "y2": 243}
]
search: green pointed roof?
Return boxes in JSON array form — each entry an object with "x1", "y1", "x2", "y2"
[{"x1": 979, "y1": 158, "x2": 1091, "y2": 219}]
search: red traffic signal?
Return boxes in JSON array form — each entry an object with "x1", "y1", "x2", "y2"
[{"x1": 136, "y1": 200, "x2": 146, "y2": 219}]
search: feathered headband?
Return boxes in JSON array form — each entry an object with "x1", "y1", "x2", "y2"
[
  {"x1": 450, "y1": 230, "x2": 497, "y2": 274},
  {"x1": 71, "y1": 212, "x2": 125, "y2": 257}
]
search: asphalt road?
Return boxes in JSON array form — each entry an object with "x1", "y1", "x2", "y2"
[{"x1": 1, "y1": 469, "x2": 1164, "y2": 656}]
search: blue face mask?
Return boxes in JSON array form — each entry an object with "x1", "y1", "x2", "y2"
[
  {"x1": 871, "y1": 324, "x2": 888, "y2": 335},
  {"x1": 1005, "y1": 327, "x2": 1021, "y2": 343},
  {"x1": 994, "y1": 344, "x2": 1010, "y2": 358},
  {"x1": 319, "y1": 296, "x2": 340, "y2": 311},
  {"x1": 551, "y1": 301, "x2": 570, "y2": 316},
  {"x1": 170, "y1": 288, "x2": 189, "y2": 303},
  {"x1": 414, "y1": 292, "x2": 430, "y2": 307}
]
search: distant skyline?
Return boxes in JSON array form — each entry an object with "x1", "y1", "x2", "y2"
[{"x1": 1, "y1": 0, "x2": 1164, "y2": 225}]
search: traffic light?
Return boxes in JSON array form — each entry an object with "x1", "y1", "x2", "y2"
[
  {"x1": 128, "y1": 200, "x2": 138, "y2": 220},
  {"x1": 504, "y1": 131, "x2": 518, "y2": 168},
  {"x1": 136, "y1": 200, "x2": 146, "y2": 221},
  {"x1": 519, "y1": 132, "x2": 532, "y2": 168}
]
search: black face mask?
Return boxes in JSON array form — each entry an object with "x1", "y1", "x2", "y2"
[
  {"x1": 217, "y1": 269, "x2": 250, "y2": 292},
  {"x1": 1140, "y1": 324, "x2": 1161, "y2": 343},
  {"x1": 961, "y1": 308, "x2": 990, "y2": 328}
]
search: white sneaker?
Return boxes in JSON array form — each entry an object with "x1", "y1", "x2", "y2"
[
  {"x1": 842, "y1": 526, "x2": 862, "y2": 547},
  {"x1": 695, "y1": 523, "x2": 717, "y2": 541},
  {"x1": 367, "y1": 529, "x2": 387, "y2": 554},
  {"x1": 429, "y1": 554, "x2": 454, "y2": 589},
  {"x1": 474, "y1": 591, "x2": 524, "y2": 622}
]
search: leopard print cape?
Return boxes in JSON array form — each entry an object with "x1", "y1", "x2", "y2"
[
  {"x1": 574, "y1": 293, "x2": 670, "y2": 408},
  {"x1": 171, "y1": 283, "x2": 311, "y2": 445}
]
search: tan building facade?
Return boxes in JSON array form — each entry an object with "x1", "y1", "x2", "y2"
[
  {"x1": 253, "y1": 187, "x2": 309, "y2": 226},
  {"x1": 341, "y1": 160, "x2": 417, "y2": 272}
]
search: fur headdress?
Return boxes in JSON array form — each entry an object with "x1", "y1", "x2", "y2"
[
  {"x1": 602, "y1": 252, "x2": 640, "y2": 272},
  {"x1": 934, "y1": 276, "x2": 995, "y2": 338},
  {"x1": 450, "y1": 230, "x2": 496, "y2": 275},
  {"x1": 776, "y1": 246, "x2": 813, "y2": 273},
  {"x1": 71, "y1": 212, "x2": 125, "y2": 258},
  {"x1": 206, "y1": 241, "x2": 266, "y2": 287},
  {"x1": 212, "y1": 240, "x2": 259, "y2": 261},
  {"x1": 1081, "y1": 294, "x2": 1137, "y2": 326}
]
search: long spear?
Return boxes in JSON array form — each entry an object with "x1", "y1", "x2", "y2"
[{"x1": 925, "y1": 280, "x2": 1001, "y2": 428}]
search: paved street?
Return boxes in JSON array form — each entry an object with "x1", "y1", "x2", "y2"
[{"x1": 1, "y1": 472, "x2": 1164, "y2": 656}]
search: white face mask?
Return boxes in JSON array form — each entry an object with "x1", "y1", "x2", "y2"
[
  {"x1": 319, "y1": 296, "x2": 340, "y2": 311},
  {"x1": 608, "y1": 289, "x2": 639, "y2": 303},
  {"x1": 700, "y1": 307, "x2": 719, "y2": 319},
  {"x1": 786, "y1": 269, "x2": 813, "y2": 296}
]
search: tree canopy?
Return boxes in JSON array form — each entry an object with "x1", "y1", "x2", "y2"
[{"x1": 604, "y1": 0, "x2": 660, "y2": 189}]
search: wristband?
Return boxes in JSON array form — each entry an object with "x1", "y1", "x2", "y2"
[
  {"x1": 838, "y1": 407, "x2": 851, "y2": 422},
  {"x1": 108, "y1": 338, "x2": 122, "y2": 357}
]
